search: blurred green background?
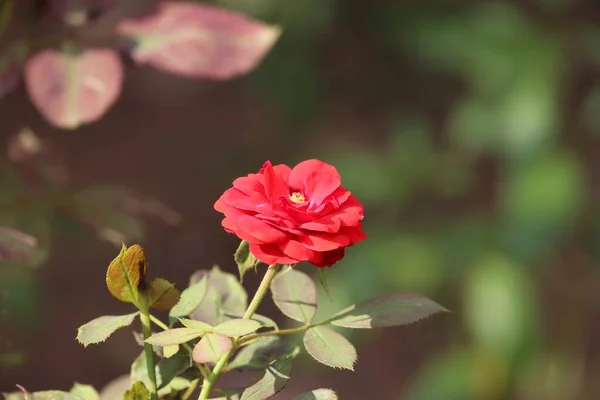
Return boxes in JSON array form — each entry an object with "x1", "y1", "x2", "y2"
[{"x1": 3, "y1": 0, "x2": 600, "y2": 399}]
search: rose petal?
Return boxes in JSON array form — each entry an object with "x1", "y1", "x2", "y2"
[
  {"x1": 300, "y1": 215, "x2": 342, "y2": 233},
  {"x1": 288, "y1": 160, "x2": 341, "y2": 208},
  {"x1": 233, "y1": 173, "x2": 265, "y2": 197},
  {"x1": 261, "y1": 161, "x2": 289, "y2": 203},
  {"x1": 237, "y1": 215, "x2": 288, "y2": 244},
  {"x1": 279, "y1": 239, "x2": 324, "y2": 265},
  {"x1": 299, "y1": 233, "x2": 350, "y2": 252},
  {"x1": 314, "y1": 248, "x2": 346, "y2": 268},
  {"x1": 250, "y1": 242, "x2": 299, "y2": 265}
]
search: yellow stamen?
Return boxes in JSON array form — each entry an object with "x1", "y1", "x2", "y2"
[{"x1": 290, "y1": 192, "x2": 305, "y2": 203}]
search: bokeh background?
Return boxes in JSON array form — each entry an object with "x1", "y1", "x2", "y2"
[{"x1": 3, "y1": 0, "x2": 600, "y2": 398}]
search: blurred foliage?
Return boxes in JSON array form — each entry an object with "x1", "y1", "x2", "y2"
[
  {"x1": 3, "y1": 0, "x2": 600, "y2": 398},
  {"x1": 242, "y1": 0, "x2": 600, "y2": 399}
]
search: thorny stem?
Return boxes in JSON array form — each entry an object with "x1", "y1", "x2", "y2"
[
  {"x1": 138, "y1": 294, "x2": 159, "y2": 400},
  {"x1": 197, "y1": 263, "x2": 282, "y2": 400},
  {"x1": 149, "y1": 314, "x2": 211, "y2": 380}
]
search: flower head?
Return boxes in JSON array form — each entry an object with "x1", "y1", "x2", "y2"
[{"x1": 214, "y1": 159, "x2": 367, "y2": 267}]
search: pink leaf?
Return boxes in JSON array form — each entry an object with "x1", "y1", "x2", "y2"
[
  {"x1": 24, "y1": 48, "x2": 124, "y2": 129},
  {"x1": 116, "y1": 2, "x2": 281, "y2": 80}
]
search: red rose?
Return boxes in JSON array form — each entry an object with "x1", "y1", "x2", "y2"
[{"x1": 214, "y1": 159, "x2": 367, "y2": 267}]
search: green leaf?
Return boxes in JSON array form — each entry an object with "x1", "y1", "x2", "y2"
[
  {"x1": 70, "y1": 383, "x2": 99, "y2": 400},
  {"x1": 147, "y1": 278, "x2": 180, "y2": 311},
  {"x1": 169, "y1": 277, "x2": 208, "y2": 319},
  {"x1": 192, "y1": 333, "x2": 232, "y2": 364},
  {"x1": 178, "y1": 318, "x2": 213, "y2": 331},
  {"x1": 76, "y1": 312, "x2": 138, "y2": 347},
  {"x1": 250, "y1": 314, "x2": 278, "y2": 329},
  {"x1": 222, "y1": 313, "x2": 278, "y2": 330},
  {"x1": 130, "y1": 350, "x2": 192, "y2": 392},
  {"x1": 326, "y1": 293, "x2": 447, "y2": 329},
  {"x1": 145, "y1": 328, "x2": 205, "y2": 346},
  {"x1": 214, "y1": 319, "x2": 262, "y2": 337},
  {"x1": 235, "y1": 240, "x2": 260, "y2": 282},
  {"x1": 155, "y1": 355, "x2": 192, "y2": 393},
  {"x1": 303, "y1": 326, "x2": 356, "y2": 370},
  {"x1": 290, "y1": 389, "x2": 338, "y2": 400},
  {"x1": 105, "y1": 244, "x2": 147, "y2": 304},
  {"x1": 240, "y1": 352, "x2": 296, "y2": 400},
  {"x1": 271, "y1": 268, "x2": 317, "y2": 323},
  {"x1": 163, "y1": 344, "x2": 179, "y2": 359},
  {"x1": 123, "y1": 381, "x2": 149, "y2": 400},
  {"x1": 158, "y1": 377, "x2": 192, "y2": 397},
  {"x1": 190, "y1": 266, "x2": 248, "y2": 325},
  {"x1": 3, "y1": 391, "x2": 80, "y2": 400},
  {"x1": 229, "y1": 337, "x2": 292, "y2": 371}
]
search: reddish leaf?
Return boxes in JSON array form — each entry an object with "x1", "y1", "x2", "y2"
[
  {"x1": 24, "y1": 48, "x2": 123, "y2": 129},
  {"x1": 116, "y1": 2, "x2": 281, "y2": 80}
]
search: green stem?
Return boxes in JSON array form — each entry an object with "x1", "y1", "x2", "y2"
[
  {"x1": 197, "y1": 263, "x2": 281, "y2": 400},
  {"x1": 138, "y1": 295, "x2": 159, "y2": 400},
  {"x1": 149, "y1": 314, "x2": 211, "y2": 380},
  {"x1": 181, "y1": 378, "x2": 200, "y2": 400}
]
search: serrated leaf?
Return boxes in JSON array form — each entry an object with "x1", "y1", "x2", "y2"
[
  {"x1": 271, "y1": 268, "x2": 317, "y2": 323},
  {"x1": 70, "y1": 383, "x2": 99, "y2": 400},
  {"x1": 235, "y1": 240, "x2": 260, "y2": 282},
  {"x1": 327, "y1": 293, "x2": 447, "y2": 329},
  {"x1": 147, "y1": 278, "x2": 180, "y2": 311},
  {"x1": 214, "y1": 319, "x2": 262, "y2": 337},
  {"x1": 222, "y1": 313, "x2": 278, "y2": 330},
  {"x1": 192, "y1": 333, "x2": 232, "y2": 364},
  {"x1": 178, "y1": 318, "x2": 213, "y2": 331},
  {"x1": 145, "y1": 328, "x2": 205, "y2": 346},
  {"x1": 250, "y1": 314, "x2": 278, "y2": 329},
  {"x1": 229, "y1": 337, "x2": 292, "y2": 371},
  {"x1": 3, "y1": 391, "x2": 80, "y2": 400},
  {"x1": 163, "y1": 344, "x2": 179, "y2": 359},
  {"x1": 24, "y1": 48, "x2": 123, "y2": 129},
  {"x1": 117, "y1": 2, "x2": 280, "y2": 80},
  {"x1": 303, "y1": 326, "x2": 356, "y2": 370},
  {"x1": 190, "y1": 266, "x2": 247, "y2": 325},
  {"x1": 240, "y1": 353, "x2": 295, "y2": 400},
  {"x1": 123, "y1": 381, "x2": 148, "y2": 400},
  {"x1": 76, "y1": 312, "x2": 138, "y2": 347},
  {"x1": 105, "y1": 244, "x2": 147, "y2": 304},
  {"x1": 290, "y1": 389, "x2": 338, "y2": 400},
  {"x1": 169, "y1": 277, "x2": 208, "y2": 319}
]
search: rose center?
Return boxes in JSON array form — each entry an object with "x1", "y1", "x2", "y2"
[{"x1": 289, "y1": 192, "x2": 305, "y2": 203}]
